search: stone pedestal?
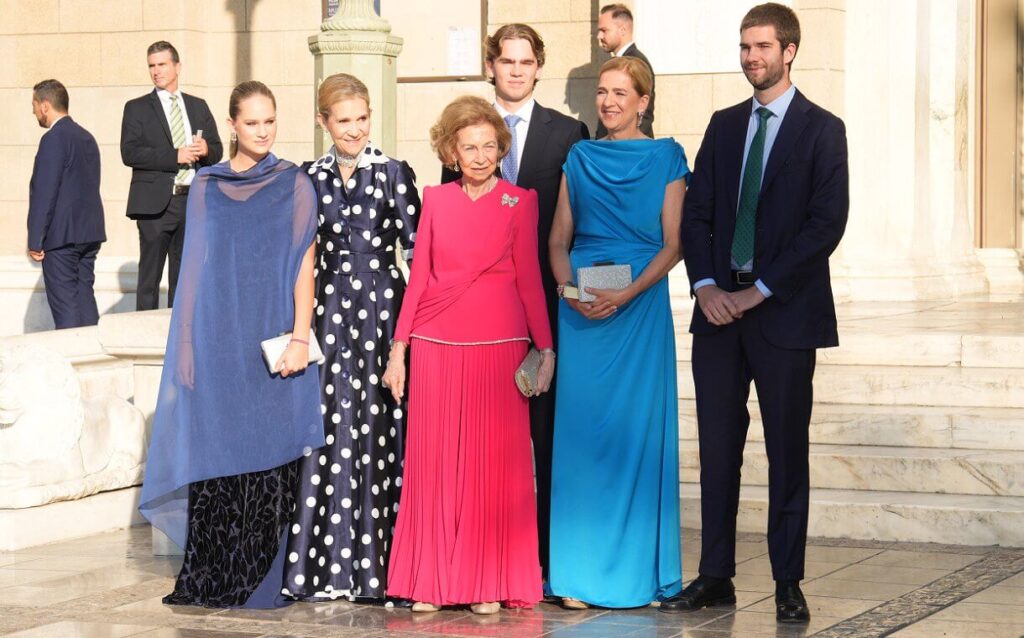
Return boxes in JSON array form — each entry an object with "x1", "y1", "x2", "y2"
[
  {"x1": 308, "y1": 0, "x2": 404, "y2": 157},
  {"x1": 831, "y1": 0, "x2": 991, "y2": 301}
]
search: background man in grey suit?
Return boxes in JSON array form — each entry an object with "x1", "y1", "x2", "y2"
[{"x1": 595, "y1": 3, "x2": 655, "y2": 138}]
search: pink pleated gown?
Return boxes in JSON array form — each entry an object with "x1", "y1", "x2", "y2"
[{"x1": 387, "y1": 180, "x2": 552, "y2": 607}]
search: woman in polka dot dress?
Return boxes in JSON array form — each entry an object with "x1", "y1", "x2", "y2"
[{"x1": 282, "y1": 74, "x2": 420, "y2": 601}]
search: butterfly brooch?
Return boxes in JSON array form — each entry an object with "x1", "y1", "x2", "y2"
[{"x1": 501, "y1": 193, "x2": 520, "y2": 208}]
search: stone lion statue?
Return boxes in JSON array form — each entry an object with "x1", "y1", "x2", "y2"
[{"x1": 0, "y1": 343, "x2": 147, "y2": 509}]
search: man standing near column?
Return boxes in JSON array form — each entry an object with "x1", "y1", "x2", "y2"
[
  {"x1": 121, "y1": 41, "x2": 222, "y2": 310},
  {"x1": 27, "y1": 79, "x2": 106, "y2": 329},
  {"x1": 441, "y1": 23, "x2": 589, "y2": 580},
  {"x1": 595, "y1": 3, "x2": 655, "y2": 138},
  {"x1": 663, "y1": 3, "x2": 848, "y2": 624}
]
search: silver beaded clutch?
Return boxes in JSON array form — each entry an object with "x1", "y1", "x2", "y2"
[
  {"x1": 515, "y1": 347, "x2": 542, "y2": 397},
  {"x1": 575, "y1": 264, "x2": 632, "y2": 302},
  {"x1": 260, "y1": 329, "x2": 325, "y2": 374}
]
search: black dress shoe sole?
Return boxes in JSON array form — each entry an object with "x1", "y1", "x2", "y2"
[
  {"x1": 658, "y1": 594, "x2": 737, "y2": 613},
  {"x1": 777, "y1": 613, "x2": 811, "y2": 624}
]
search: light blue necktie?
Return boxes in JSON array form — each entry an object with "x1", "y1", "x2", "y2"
[{"x1": 501, "y1": 114, "x2": 522, "y2": 185}]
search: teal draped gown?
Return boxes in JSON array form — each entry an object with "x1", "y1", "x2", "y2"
[{"x1": 547, "y1": 138, "x2": 689, "y2": 608}]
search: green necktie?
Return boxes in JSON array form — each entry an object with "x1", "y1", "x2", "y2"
[
  {"x1": 169, "y1": 95, "x2": 189, "y2": 182},
  {"x1": 732, "y1": 107, "x2": 774, "y2": 267}
]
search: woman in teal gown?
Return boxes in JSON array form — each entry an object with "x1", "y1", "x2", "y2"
[{"x1": 547, "y1": 57, "x2": 689, "y2": 608}]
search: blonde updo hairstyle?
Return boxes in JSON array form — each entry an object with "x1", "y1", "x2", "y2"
[
  {"x1": 317, "y1": 73, "x2": 371, "y2": 118},
  {"x1": 430, "y1": 95, "x2": 512, "y2": 171},
  {"x1": 599, "y1": 56, "x2": 654, "y2": 100}
]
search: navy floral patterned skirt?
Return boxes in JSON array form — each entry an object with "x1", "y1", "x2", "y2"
[{"x1": 164, "y1": 462, "x2": 298, "y2": 608}]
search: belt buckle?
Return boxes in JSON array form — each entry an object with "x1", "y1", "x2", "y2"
[
  {"x1": 173, "y1": 184, "x2": 189, "y2": 196},
  {"x1": 734, "y1": 270, "x2": 755, "y2": 285}
]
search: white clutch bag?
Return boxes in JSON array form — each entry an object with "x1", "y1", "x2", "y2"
[{"x1": 260, "y1": 329, "x2": 325, "y2": 374}]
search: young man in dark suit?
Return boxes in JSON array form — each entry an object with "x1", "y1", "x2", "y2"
[
  {"x1": 441, "y1": 23, "x2": 589, "y2": 580},
  {"x1": 664, "y1": 3, "x2": 849, "y2": 624},
  {"x1": 27, "y1": 79, "x2": 106, "y2": 329},
  {"x1": 595, "y1": 3, "x2": 655, "y2": 138},
  {"x1": 121, "y1": 41, "x2": 222, "y2": 310}
]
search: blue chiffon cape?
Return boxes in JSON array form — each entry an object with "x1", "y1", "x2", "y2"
[{"x1": 139, "y1": 154, "x2": 325, "y2": 550}]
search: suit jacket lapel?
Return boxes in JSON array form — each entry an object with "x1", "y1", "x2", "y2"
[
  {"x1": 182, "y1": 94, "x2": 202, "y2": 134},
  {"x1": 723, "y1": 100, "x2": 751, "y2": 216},
  {"x1": 149, "y1": 90, "x2": 174, "y2": 146},
  {"x1": 760, "y1": 90, "x2": 810, "y2": 195},
  {"x1": 516, "y1": 101, "x2": 551, "y2": 186}
]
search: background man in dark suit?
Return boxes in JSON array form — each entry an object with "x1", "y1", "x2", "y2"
[
  {"x1": 121, "y1": 41, "x2": 221, "y2": 311},
  {"x1": 441, "y1": 22, "x2": 589, "y2": 579},
  {"x1": 27, "y1": 79, "x2": 106, "y2": 329},
  {"x1": 595, "y1": 3, "x2": 654, "y2": 138},
  {"x1": 664, "y1": 3, "x2": 849, "y2": 624}
]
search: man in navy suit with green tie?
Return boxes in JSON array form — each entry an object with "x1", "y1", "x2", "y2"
[{"x1": 665, "y1": 3, "x2": 849, "y2": 624}]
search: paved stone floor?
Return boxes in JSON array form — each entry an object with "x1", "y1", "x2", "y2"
[{"x1": 1, "y1": 527, "x2": 1022, "y2": 637}]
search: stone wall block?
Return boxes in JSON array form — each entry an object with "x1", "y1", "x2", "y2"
[
  {"x1": 490, "y1": 0, "x2": 571, "y2": 24},
  {"x1": 247, "y1": 0, "x2": 320, "y2": 32},
  {"x1": 9, "y1": 34, "x2": 104, "y2": 87},
  {"x1": 655, "y1": 74, "x2": 713, "y2": 136},
  {"x1": 60, "y1": 0, "x2": 144, "y2": 33},
  {"x1": 0, "y1": 0, "x2": 60, "y2": 35}
]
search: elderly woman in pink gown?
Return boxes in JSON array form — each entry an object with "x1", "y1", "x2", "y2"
[{"x1": 382, "y1": 95, "x2": 555, "y2": 615}]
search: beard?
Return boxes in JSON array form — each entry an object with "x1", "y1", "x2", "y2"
[{"x1": 744, "y1": 62, "x2": 785, "y2": 91}]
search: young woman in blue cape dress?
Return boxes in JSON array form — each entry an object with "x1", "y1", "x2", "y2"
[{"x1": 139, "y1": 81, "x2": 323, "y2": 609}]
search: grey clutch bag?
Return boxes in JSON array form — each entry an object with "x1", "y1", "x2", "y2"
[
  {"x1": 567, "y1": 264, "x2": 632, "y2": 302},
  {"x1": 515, "y1": 347, "x2": 542, "y2": 397},
  {"x1": 260, "y1": 329, "x2": 325, "y2": 374}
]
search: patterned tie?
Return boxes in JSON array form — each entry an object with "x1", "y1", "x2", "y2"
[
  {"x1": 169, "y1": 95, "x2": 189, "y2": 182},
  {"x1": 501, "y1": 114, "x2": 522, "y2": 185},
  {"x1": 731, "y1": 107, "x2": 774, "y2": 268}
]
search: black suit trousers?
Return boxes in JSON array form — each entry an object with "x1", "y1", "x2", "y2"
[
  {"x1": 136, "y1": 193, "x2": 187, "y2": 310},
  {"x1": 691, "y1": 303, "x2": 815, "y2": 582},
  {"x1": 529, "y1": 300, "x2": 559, "y2": 579},
  {"x1": 42, "y1": 242, "x2": 101, "y2": 329}
]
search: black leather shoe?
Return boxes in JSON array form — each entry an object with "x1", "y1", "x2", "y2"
[
  {"x1": 659, "y1": 576, "x2": 736, "y2": 613},
  {"x1": 775, "y1": 580, "x2": 810, "y2": 623}
]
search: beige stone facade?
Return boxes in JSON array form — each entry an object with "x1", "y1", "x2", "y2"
[{"x1": 1, "y1": 0, "x2": 1022, "y2": 334}]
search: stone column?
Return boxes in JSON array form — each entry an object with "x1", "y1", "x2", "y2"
[
  {"x1": 308, "y1": 0, "x2": 404, "y2": 157},
  {"x1": 831, "y1": 0, "x2": 988, "y2": 300}
]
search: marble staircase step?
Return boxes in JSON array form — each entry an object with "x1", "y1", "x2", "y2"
[
  {"x1": 679, "y1": 441, "x2": 1024, "y2": 497},
  {"x1": 678, "y1": 401, "x2": 1024, "y2": 451},
  {"x1": 680, "y1": 483, "x2": 1024, "y2": 546},
  {"x1": 676, "y1": 363, "x2": 1024, "y2": 408},
  {"x1": 671, "y1": 315, "x2": 1024, "y2": 370}
]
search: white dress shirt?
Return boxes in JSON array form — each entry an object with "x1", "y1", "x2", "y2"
[
  {"x1": 614, "y1": 41, "x2": 636, "y2": 57},
  {"x1": 156, "y1": 88, "x2": 196, "y2": 186},
  {"x1": 494, "y1": 98, "x2": 534, "y2": 177}
]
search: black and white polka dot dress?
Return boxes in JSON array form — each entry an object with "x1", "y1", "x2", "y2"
[{"x1": 282, "y1": 143, "x2": 420, "y2": 600}]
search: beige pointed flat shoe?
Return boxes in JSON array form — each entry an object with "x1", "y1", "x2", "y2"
[
  {"x1": 470, "y1": 601, "x2": 501, "y2": 615},
  {"x1": 411, "y1": 601, "x2": 441, "y2": 612},
  {"x1": 562, "y1": 597, "x2": 590, "y2": 610}
]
